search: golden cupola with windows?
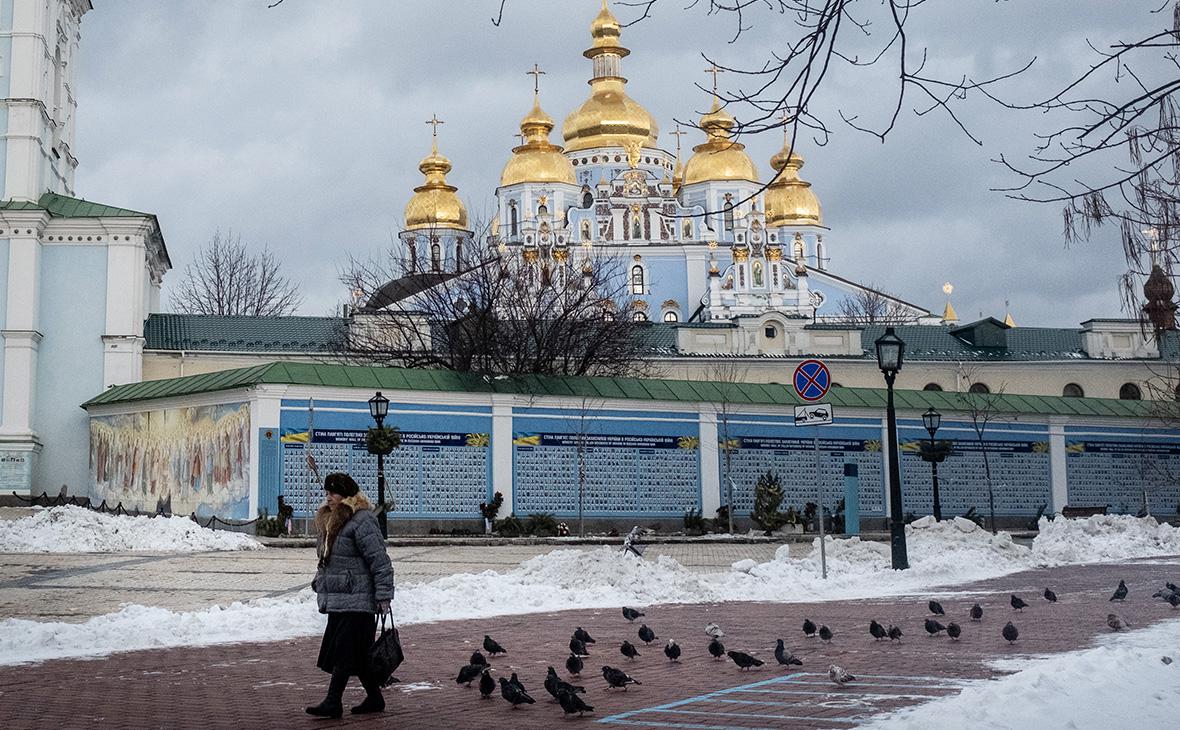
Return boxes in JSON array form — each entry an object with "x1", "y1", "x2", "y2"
[
  {"x1": 404, "y1": 137, "x2": 468, "y2": 231},
  {"x1": 682, "y1": 97, "x2": 759, "y2": 185},
  {"x1": 764, "y1": 140, "x2": 822, "y2": 227},
  {"x1": 501, "y1": 94, "x2": 577, "y2": 187},
  {"x1": 562, "y1": 0, "x2": 659, "y2": 161}
]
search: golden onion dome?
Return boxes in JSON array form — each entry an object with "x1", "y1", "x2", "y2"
[
  {"x1": 562, "y1": 1, "x2": 659, "y2": 160},
  {"x1": 501, "y1": 95, "x2": 577, "y2": 187},
  {"x1": 764, "y1": 140, "x2": 821, "y2": 227},
  {"x1": 404, "y1": 139, "x2": 469, "y2": 231},
  {"x1": 682, "y1": 98, "x2": 758, "y2": 186}
]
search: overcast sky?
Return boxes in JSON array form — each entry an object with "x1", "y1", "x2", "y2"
[{"x1": 73, "y1": 1, "x2": 1160, "y2": 326}]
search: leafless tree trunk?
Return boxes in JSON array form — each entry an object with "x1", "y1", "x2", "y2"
[
  {"x1": 567, "y1": 396, "x2": 604, "y2": 537},
  {"x1": 709, "y1": 362, "x2": 749, "y2": 534},
  {"x1": 171, "y1": 230, "x2": 303, "y2": 316},
  {"x1": 955, "y1": 365, "x2": 1007, "y2": 534}
]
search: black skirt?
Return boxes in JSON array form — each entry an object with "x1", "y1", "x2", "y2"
[{"x1": 316, "y1": 612, "x2": 377, "y2": 675}]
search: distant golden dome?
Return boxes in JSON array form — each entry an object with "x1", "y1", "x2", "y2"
[
  {"x1": 764, "y1": 140, "x2": 821, "y2": 227},
  {"x1": 404, "y1": 140, "x2": 468, "y2": 231},
  {"x1": 501, "y1": 95, "x2": 576, "y2": 187},
  {"x1": 682, "y1": 98, "x2": 758, "y2": 186},
  {"x1": 562, "y1": 1, "x2": 659, "y2": 159}
]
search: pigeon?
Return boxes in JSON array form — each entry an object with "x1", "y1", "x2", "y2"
[
  {"x1": 456, "y1": 663, "x2": 484, "y2": 686},
  {"x1": 1010, "y1": 594, "x2": 1029, "y2": 612},
  {"x1": 499, "y1": 676, "x2": 535, "y2": 708},
  {"x1": 620, "y1": 640, "x2": 640, "y2": 660},
  {"x1": 1168, "y1": 581, "x2": 1179, "y2": 593},
  {"x1": 829, "y1": 664, "x2": 856, "y2": 686},
  {"x1": 1044, "y1": 588, "x2": 1058, "y2": 603},
  {"x1": 924, "y1": 618, "x2": 946, "y2": 636},
  {"x1": 469, "y1": 650, "x2": 488, "y2": 667},
  {"x1": 728, "y1": 650, "x2": 765, "y2": 670},
  {"x1": 946, "y1": 622, "x2": 961, "y2": 640},
  {"x1": 557, "y1": 689, "x2": 594, "y2": 716},
  {"x1": 802, "y1": 618, "x2": 817, "y2": 638},
  {"x1": 887, "y1": 625, "x2": 903, "y2": 642},
  {"x1": 819, "y1": 625, "x2": 833, "y2": 643},
  {"x1": 1168, "y1": 593, "x2": 1180, "y2": 609},
  {"x1": 622, "y1": 607, "x2": 645, "y2": 622},
  {"x1": 1111, "y1": 580, "x2": 1128, "y2": 602},
  {"x1": 509, "y1": 672, "x2": 527, "y2": 694},
  {"x1": 478, "y1": 669, "x2": 495, "y2": 699},
  {"x1": 602, "y1": 665, "x2": 641, "y2": 690},
  {"x1": 869, "y1": 620, "x2": 887, "y2": 641},
  {"x1": 638, "y1": 624, "x2": 657, "y2": 645},
  {"x1": 970, "y1": 603, "x2": 984, "y2": 621},
  {"x1": 565, "y1": 654, "x2": 584, "y2": 677},
  {"x1": 1107, "y1": 613, "x2": 1131, "y2": 631},
  {"x1": 928, "y1": 600, "x2": 945, "y2": 616},
  {"x1": 774, "y1": 639, "x2": 803, "y2": 666},
  {"x1": 1002, "y1": 622, "x2": 1019, "y2": 644},
  {"x1": 574, "y1": 627, "x2": 596, "y2": 644},
  {"x1": 544, "y1": 667, "x2": 585, "y2": 700},
  {"x1": 484, "y1": 635, "x2": 507, "y2": 656},
  {"x1": 664, "y1": 640, "x2": 681, "y2": 662},
  {"x1": 570, "y1": 637, "x2": 590, "y2": 657},
  {"x1": 705, "y1": 622, "x2": 725, "y2": 638},
  {"x1": 708, "y1": 636, "x2": 726, "y2": 659}
]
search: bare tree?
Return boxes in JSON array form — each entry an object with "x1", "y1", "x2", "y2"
[
  {"x1": 171, "y1": 230, "x2": 302, "y2": 316},
  {"x1": 954, "y1": 365, "x2": 1007, "y2": 534},
  {"x1": 834, "y1": 284, "x2": 919, "y2": 326},
  {"x1": 340, "y1": 225, "x2": 657, "y2": 378},
  {"x1": 709, "y1": 361, "x2": 749, "y2": 534},
  {"x1": 566, "y1": 396, "x2": 605, "y2": 538}
]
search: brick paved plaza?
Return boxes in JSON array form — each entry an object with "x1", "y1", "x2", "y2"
[{"x1": 1, "y1": 558, "x2": 1176, "y2": 729}]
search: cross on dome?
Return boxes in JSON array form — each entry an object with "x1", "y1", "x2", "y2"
[
  {"x1": 704, "y1": 63, "x2": 725, "y2": 95},
  {"x1": 426, "y1": 114, "x2": 445, "y2": 139},
  {"x1": 527, "y1": 63, "x2": 546, "y2": 94}
]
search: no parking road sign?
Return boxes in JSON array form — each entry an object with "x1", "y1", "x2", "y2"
[{"x1": 793, "y1": 359, "x2": 831, "y2": 402}]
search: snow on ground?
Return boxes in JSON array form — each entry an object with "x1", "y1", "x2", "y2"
[
  {"x1": 860, "y1": 618, "x2": 1180, "y2": 729},
  {"x1": 0, "y1": 515, "x2": 1178, "y2": 665},
  {"x1": 0, "y1": 506, "x2": 261, "y2": 553}
]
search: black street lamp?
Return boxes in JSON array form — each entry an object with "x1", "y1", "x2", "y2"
[
  {"x1": 875, "y1": 327, "x2": 908, "y2": 570},
  {"x1": 367, "y1": 391, "x2": 391, "y2": 538},
  {"x1": 921, "y1": 407, "x2": 943, "y2": 521}
]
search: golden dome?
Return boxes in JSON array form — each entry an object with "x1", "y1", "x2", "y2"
[
  {"x1": 682, "y1": 98, "x2": 758, "y2": 185},
  {"x1": 764, "y1": 140, "x2": 821, "y2": 227},
  {"x1": 501, "y1": 95, "x2": 577, "y2": 187},
  {"x1": 404, "y1": 139, "x2": 469, "y2": 231},
  {"x1": 562, "y1": 1, "x2": 659, "y2": 159}
]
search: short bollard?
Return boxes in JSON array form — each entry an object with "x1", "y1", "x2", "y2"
[{"x1": 843, "y1": 463, "x2": 860, "y2": 536}]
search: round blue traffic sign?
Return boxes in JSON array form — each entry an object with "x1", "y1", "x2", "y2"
[{"x1": 793, "y1": 359, "x2": 831, "y2": 402}]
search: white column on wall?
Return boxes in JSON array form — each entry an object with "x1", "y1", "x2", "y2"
[
  {"x1": 879, "y1": 415, "x2": 892, "y2": 516},
  {"x1": 491, "y1": 396, "x2": 514, "y2": 512},
  {"x1": 699, "y1": 409, "x2": 721, "y2": 516},
  {"x1": 102, "y1": 236, "x2": 146, "y2": 388},
  {"x1": 1048, "y1": 417, "x2": 1068, "y2": 513},
  {"x1": 0, "y1": 222, "x2": 46, "y2": 438}
]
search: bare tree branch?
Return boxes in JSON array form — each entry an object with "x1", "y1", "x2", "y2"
[{"x1": 170, "y1": 230, "x2": 303, "y2": 316}]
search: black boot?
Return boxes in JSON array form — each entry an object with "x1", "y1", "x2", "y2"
[
  {"x1": 306, "y1": 670, "x2": 349, "y2": 719},
  {"x1": 352, "y1": 673, "x2": 386, "y2": 715}
]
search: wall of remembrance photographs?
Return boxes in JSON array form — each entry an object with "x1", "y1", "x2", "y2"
[{"x1": 1065, "y1": 426, "x2": 1180, "y2": 515}]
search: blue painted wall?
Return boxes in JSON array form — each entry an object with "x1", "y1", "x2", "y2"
[
  {"x1": 35, "y1": 245, "x2": 107, "y2": 493},
  {"x1": 1064, "y1": 425, "x2": 1180, "y2": 514}
]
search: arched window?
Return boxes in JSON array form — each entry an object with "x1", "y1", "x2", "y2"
[
  {"x1": 968, "y1": 382, "x2": 990, "y2": 394},
  {"x1": 509, "y1": 202, "x2": 519, "y2": 238},
  {"x1": 723, "y1": 203, "x2": 735, "y2": 232},
  {"x1": 582, "y1": 190, "x2": 594, "y2": 209},
  {"x1": 430, "y1": 243, "x2": 441, "y2": 272},
  {"x1": 764, "y1": 324, "x2": 778, "y2": 339},
  {"x1": 630, "y1": 265, "x2": 645, "y2": 295},
  {"x1": 1062, "y1": 383, "x2": 1084, "y2": 398},
  {"x1": 632, "y1": 311, "x2": 648, "y2": 322},
  {"x1": 454, "y1": 240, "x2": 463, "y2": 269},
  {"x1": 663, "y1": 310, "x2": 679, "y2": 322},
  {"x1": 923, "y1": 383, "x2": 943, "y2": 392},
  {"x1": 816, "y1": 240, "x2": 826, "y2": 269},
  {"x1": 1119, "y1": 383, "x2": 1142, "y2": 400}
]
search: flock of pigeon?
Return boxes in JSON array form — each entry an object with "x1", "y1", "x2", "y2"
[{"x1": 454, "y1": 577, "x2": 1179, "y2": 718}]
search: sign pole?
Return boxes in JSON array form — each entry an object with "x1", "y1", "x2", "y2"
[
  {"x1": 792, "y1": 359, "x2": 834, "y2": 581},
  {"x1": 815, "y1": 427, "x2": 827, "y2": 579}
]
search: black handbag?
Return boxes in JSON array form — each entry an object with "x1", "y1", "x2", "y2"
[{"x1": 368, "y1": 612, "x2": 404, "y2": 688}]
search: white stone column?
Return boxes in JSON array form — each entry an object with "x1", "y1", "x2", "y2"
[
  {"x1": 491, "y1": 396, "x2": 514, "y2": 513},
  {"x1": 879, "y1": 415, "x2": 892, "y2": 517},
  {"x1": 251, "y1": 392, "x2": 285, "y2": 520},
  {"x1": 1048, "y1": 417, "x2": 1068, "y2": 514},
  {"x1": 1, "y1": 224, "x2": 45, "y2": 439},
  {"x1": 699, "y1": 409, "x2": 721, "y2": 516},
  {"x1": 102, "y1": 236, "x2": 147, "y2": 388}
]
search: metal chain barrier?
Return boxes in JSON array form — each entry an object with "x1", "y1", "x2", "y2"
[{"x1": 8, "y1": 491, "x2": 262, "y2": 530}]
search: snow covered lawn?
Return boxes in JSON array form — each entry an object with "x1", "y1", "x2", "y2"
[{"x1": 0, "y1": 506, "x2": 261, "y2": 553}]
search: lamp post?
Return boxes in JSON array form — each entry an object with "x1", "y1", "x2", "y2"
[
  {"x1": 922, "y1": 407, "x2": 943, "y2": 521},
  {"x1": 875, "y1": 327, "x2": 908, "y2": 570},
  {"x1": 367, "y1": 391, "x2": 390, "y2": 539}
]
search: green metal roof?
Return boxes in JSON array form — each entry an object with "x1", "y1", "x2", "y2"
[
  {"x1": 82, "y1": 361, "x2": 1156, "y2": 419},
  {"x1": 0, "y1": 192, "x2": 153, "y2": 218},
  {"x1": 144, "y1": 314, "x2": 347, "y2": 353}
]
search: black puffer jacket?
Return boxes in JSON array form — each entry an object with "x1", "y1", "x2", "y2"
[{"x1": 312, "y1": 494, "x2": 394, "y2": 613}]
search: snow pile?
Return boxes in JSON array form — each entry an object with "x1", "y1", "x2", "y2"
[
  {"x1": 1033, "y1": 514, "x2": 1180, "y2": 565},
  {"x1": 0, "y1": 506, "x2": 261, "y2": 553},
  {"x1": 862, "y1": 619, "x2": 1180, "y2": 729}
]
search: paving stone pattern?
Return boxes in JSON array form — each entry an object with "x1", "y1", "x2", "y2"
[{"x1": 1, "y1": 560, "x2": 1178, "y2": 729}]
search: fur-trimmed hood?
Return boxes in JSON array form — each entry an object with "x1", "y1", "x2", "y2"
[{"x1": 315, "y1": 493, "x2": 373, "y2": 562}]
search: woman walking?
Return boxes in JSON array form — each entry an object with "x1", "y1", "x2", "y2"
[{"x1": 306, "y1": 472, "x2": 395, "y2": 718}]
